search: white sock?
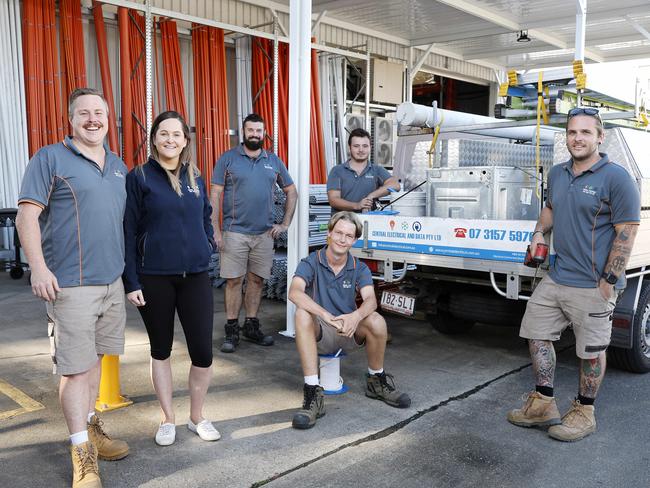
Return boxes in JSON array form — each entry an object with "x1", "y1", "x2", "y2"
[
  {"x1": 87, "y1": 411, "x2": 95, "y2": 423},
  {"x1": 70, "y1": 430, "x2": 89, "y2": 445},
  {"x1": 368, "y1": 367, "x2": 384, "y2": 375},
  {"x1": 304, "y1": 375, "x2": 319, "y2": 386}
]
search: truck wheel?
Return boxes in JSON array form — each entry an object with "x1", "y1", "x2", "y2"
[
  {"x1": 428, "y1": 310, "x2": 475, "y2": 335},
  {"x1": 608, "y1": 282, "x2": 650, "y2": 373},
  {"x1": 9, "y1": 266, "x2": 24, "y2": 280}
]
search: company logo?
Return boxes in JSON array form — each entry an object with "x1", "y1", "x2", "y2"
[
  {"x1": 454, "y1": 227, "x2": 467, "y2": 238},
  {"x1": 342, "y1": 279, "x2": 352, "y2": 289},
  {"x1": 582, "y1": 185, "x2": 597, "y2": 196},
  {"x1": 113, "y1": 170, "x2": 124, "y2": 178},
  {"x1": 187, "y1": 185, "x2": 200, "y2": 194},
  {"x1": 401, "y1": 222, "x2": 409, "y2": 231},
  {"x1": 389, "y1": 220, "x2": 395, "y2": 230},
  {"x1": 412, "y1": 221, "x2": 422, "y2": 232},
  {"x1": 365, "y1": 174, "x2": 373, "y2": 178},
  {"x1": 264, "y1": 164, "x2": 273, "y2": 170}
]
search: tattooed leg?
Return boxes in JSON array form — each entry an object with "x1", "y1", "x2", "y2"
[
  {"x1": 529, "y1": 339, "x2": 556, "y2": 387},
  {"x1": 579, "y1": 352, "x2": 606, "y2": 398}
]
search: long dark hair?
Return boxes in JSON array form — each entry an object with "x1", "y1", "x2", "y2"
[{"x1": 148, "y1": 111, "x2": 199, "y2": 197}]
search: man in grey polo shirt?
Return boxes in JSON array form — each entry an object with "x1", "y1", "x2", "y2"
[
  {"x1": 17, "y1": 88, "x2": 129, "y2": 488},
  {"x1": 288, "y1": 211, "x2": 411, "y2": 429},
  {"x1": 507, "y1": 108, "x2": 640, "y2": 442},
  {"x1": 210, "y1": 113, "x2": 298, "y2": 353},
  {"x1": 327, "y1": 128, "x2": 399, "y2": 213}
]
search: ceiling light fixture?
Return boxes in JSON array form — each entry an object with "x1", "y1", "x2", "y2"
[{"x1": 517, "y1": 30, "x2": 531, "y2": 43}]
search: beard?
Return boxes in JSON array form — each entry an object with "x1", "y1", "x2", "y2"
[{"x1": 243, "y1": 137, "x2": 264, "y2": 151}]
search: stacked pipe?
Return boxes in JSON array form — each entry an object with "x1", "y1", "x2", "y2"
[
  {"x1": 92, "y1": 1, "x2": 119, "y2": 153},
  {"x1": 159, "y1": 20, "x2": 187, "y2": 120},
  {"x1": 59, "y1": 0, "x2": 86, "y2": 133},
  {"x1": 22, "y1": 0, "x2": 65, "y2": 156},
  {"x1": 192, "y1": 25, "x2": 230, "y2": 190},
  {"x1": 264, "y1": 251, "x2": 288, "y2": 300},
  {"x1": 127, "y1": 10, "x2": 148, "y2": 166}
]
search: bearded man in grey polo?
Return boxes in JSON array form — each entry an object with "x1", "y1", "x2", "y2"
[
  {"x1": 507, "y1": 108, "x2": 640, "y2": 442},
  {"x1": 17, "y1": 88, "x2": 129, "y2": 488}
]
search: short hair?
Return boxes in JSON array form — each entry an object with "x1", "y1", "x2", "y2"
[
  {"x1": 566, "y1": 112, "x2": 604, "y2": 137},
  {"x1": 328, "y1": 211, "x2": 363, "y2": 239},
  {"x1": 348, "y1": 128, "x2": 371, "y2": 147},
  {"x1": 243, "y1": 113, "x2": 265, "y2": 128},
  {"x1": 68, "y1": 88, "x2": 109, "y2": 119}
]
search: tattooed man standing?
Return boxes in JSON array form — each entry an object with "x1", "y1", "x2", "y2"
[{"x1": 507, "y1": 108, "x2": 640, "y2": 442}]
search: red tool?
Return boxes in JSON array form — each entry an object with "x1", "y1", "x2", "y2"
[{"x1": 524, "y1": 243, "x2": 548, "y2": 268}]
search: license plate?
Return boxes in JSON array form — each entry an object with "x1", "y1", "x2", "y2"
[{"x1": 380, "y1": 290, "x2": 415, "y2": 316}]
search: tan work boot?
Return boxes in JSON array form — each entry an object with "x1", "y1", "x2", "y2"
[
  {"x1": 507, "y1": 391, "x2": 561, "y2": 427},
  {"x1": 71, "y1": 441, "x2": 101, "y2": 488},
  {"x1": 88, "y1": 415, "x2": 129, "y2": 461},
  {"x1": 292, "y1": 384, "x2": 325, "y2": 429},
  {"x1": 548, "y1": 399, "x2": 596, "y2": 442}
]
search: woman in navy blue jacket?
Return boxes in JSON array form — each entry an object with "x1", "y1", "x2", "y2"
[{"x1": 123, "y1": 111, "x2": 219, "y2": 446}]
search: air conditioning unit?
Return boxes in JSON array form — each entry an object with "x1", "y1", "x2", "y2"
[
  {"x1": 371, "y1": 117, "x2": 394, "y2": 167},
  {"x1": 345, "y1": 114, "x2": 365, "y2": 132}
]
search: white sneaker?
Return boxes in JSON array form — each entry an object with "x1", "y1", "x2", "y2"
[
  {"x1": 155, "y1": 422, "x2": 176, "y2": 446},
  {"x1": 187, "y1": 419, "x2": 221, "y2": 441}
]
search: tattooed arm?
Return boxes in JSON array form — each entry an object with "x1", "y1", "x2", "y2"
[
  {"x1": 530, "y1": 206, "x2": 553, "y2": 255},
  {"x1": 600, "y1": 223, "x2": 639, "y2": 298}
]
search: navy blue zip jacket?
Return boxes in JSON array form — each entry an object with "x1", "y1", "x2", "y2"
[{"x1": 123, "y1": 158, "x2": 214, "y2": 293}]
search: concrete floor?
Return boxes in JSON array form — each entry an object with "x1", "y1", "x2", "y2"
[{"x1": 1, "y1": 273, "x2": 647, "y2": 488}]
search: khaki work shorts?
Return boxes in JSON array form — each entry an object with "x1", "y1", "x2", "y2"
[
  {"x1": 219, "y1": 231, "x2": 274, "y2": 279},
  {"x1": 520, "y1": 275, "x2": 618, "y2": 359},
  {"x1": 45, "y1": 278, "x2": 126, "y2": 375},
  {"x1": 315, "y1": 316, "x2": 365, "y2": 355}
]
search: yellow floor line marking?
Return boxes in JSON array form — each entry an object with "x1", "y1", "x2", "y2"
[{"x1": 0, "y1": 378, "x2": 45, "y2": 421}]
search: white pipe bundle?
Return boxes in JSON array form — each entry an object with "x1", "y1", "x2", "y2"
[
  {"x1": 396, "y1": 102, "x2": 559, "y2": 144},
  {"x1": 0, "y1": 0, "x2": 29, "y2": 208}
]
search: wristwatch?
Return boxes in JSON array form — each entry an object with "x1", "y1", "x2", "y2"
[{"x1": 601, "y1": 271, "x2": 619, "y2": 285}]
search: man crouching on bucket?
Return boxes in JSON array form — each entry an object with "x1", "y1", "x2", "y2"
[{"x1": 288, "y1": 211, "x2": 411, "y2": 429}]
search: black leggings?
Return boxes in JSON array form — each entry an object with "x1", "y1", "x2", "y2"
[{"x1": 138, "y1": 272, "x2": 213, "y2": 367}]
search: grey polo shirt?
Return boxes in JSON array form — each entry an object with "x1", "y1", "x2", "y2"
[
  {"x1": 212, "y1": 145, "x2": 293, "y2": 234},
  {"x1": 18, "y1": 136, "x2": 127, "y2": 287},
  {"x1": 294, "y1": 247, "x2": 373, "y2": 316},
  {"x1": 326, "y1": 160, "x2": 392, "y2": 213},
  {"x1": 547, "y1": 153, "x2": 640, "y2": 288}
]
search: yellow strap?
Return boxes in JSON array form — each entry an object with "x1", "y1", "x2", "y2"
[
  {"x1": 507, "y1": 70, "x2": 518, "y2": 86},
  {"x1": 573, "y1": 60, "x2": 587, "y2": 90},
  {"x1": 498, "y1": 82, "x2": 509, "y2": 97},
  {"x1": 427, "y1": 113, "x2": 444, "y2": 169},
  {"x1": 534, "y1": 72, "x2": 545, "y2": 200}
]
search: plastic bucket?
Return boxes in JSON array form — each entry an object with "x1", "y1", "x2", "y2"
[{"x1": 390, "y1": 190, "x2": 426, "y2": 217}]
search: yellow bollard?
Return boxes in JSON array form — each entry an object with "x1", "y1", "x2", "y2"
[{"x1": 95, "y1": 354, "x2": 132, "y2": 412}]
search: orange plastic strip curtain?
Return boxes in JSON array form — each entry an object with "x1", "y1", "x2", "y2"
[
  {"x1": 59, "y1": 0, "x2": 87, "y2": 133},
  {"x1": 310, "y1": 48, "x2": 326, "y2": 184},
  {"x1": 92, "y1": 1, "x2": 119, "y2": 153},
  {"x1": 128, "y1": 9, "x2": 148, "y2": 166},
  {"x1": 22, "y1": 0, "x2": 65, "y2": 157},
  {"x1": 159, "y1": 20, "x2": 187, "y2": 120},
  {"x1": 250, "y1": 39, "x2": 326, "y2": 183},
  {"x1": 192, "y1": 25, "x2": 230, "y2": 191},
  {"x1": 118, "y1": 7, "x2": 133, "y2": 168}
]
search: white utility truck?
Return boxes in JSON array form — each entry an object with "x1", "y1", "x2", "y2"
[{"x1": 353, "y1": 100, "x2": 650, "y2": 373}]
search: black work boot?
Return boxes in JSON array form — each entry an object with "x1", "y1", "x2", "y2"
[
  {"x1": 220, "y1": 321, "x2": 240, "y2": 353},
  {"x1": 242, "y1": 317, "x2": 274, "y2": 346},
  {"x1": 292, "y1": 384, "x2": 325, "y2": 429},
  {"x1": 365, "y1": 371, "x2": 411, "y2": 408}
]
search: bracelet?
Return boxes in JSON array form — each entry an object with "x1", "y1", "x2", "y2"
[{"x1": 532, "y1": 230, "x2": 544, "y2": 237}]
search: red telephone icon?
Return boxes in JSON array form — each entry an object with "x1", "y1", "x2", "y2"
[{"x1": 454, "y1": 227, "x2": 467, "y2": 238}]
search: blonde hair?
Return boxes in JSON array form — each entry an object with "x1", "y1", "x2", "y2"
[
  {"x1": 328, "y1": 211, "x2": 363, "y2": 238},
  {"x1": 148, "y1": 111, "x2": 200, "y2": 197}
]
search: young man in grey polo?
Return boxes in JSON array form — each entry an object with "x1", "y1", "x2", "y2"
[
  {"x1": 327, "y1": 128, "x2": 400, "y2": 214},
  {"x1": 507, "y1": 108, "x2": 640, "y2": 442},
  {"x1": 16, "y1": 88, "x2": 129, "y2": 488},
  {"x1": 210, "y1": 113, "x2": 298, "y2": 353},
  {"x1": 288, "y1": 211, "x2": 411, "y2": 429}
]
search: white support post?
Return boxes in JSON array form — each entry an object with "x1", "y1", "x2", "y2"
[
  {"x1": 273, "y1": 17, "x2": 279, "y2": 155},
  {"x1": 365, "y1": 44, "x2": 370, "y2": 133},
  {"x1": 284, "y1": 0, "x2": 312, "y2": 337},
  {"x1": 145, "y1": 0, "x2": 153, "y2": 157},
  {"x1": 574, "y1": 0, "x2": 587, "y2": 63}
]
